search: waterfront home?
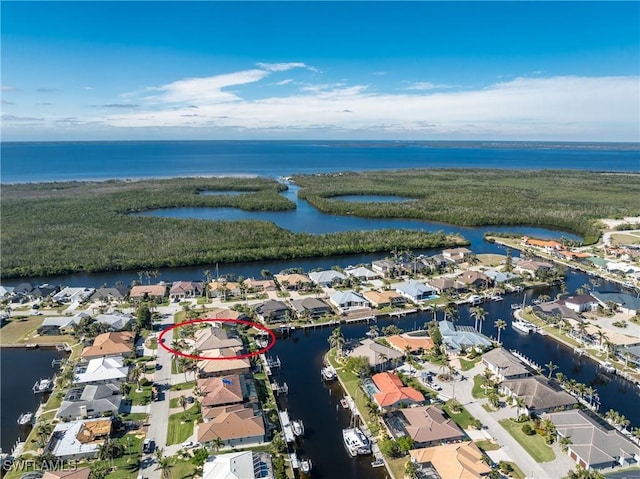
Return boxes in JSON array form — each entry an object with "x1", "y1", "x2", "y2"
[
  {"x1": 197, "y1": 404, "x2": 266, "y2": 448},
  {"x1": 53, "y1": 287, "x2": 96, "y2": 305},
  {"x1": 90, "y1": 285, "x2": 129, "y2": 302},
  {"x1": 129, "y1": 284, "x2": 167, "y2": 303},
  {"x1": 371, "y1": 259, "x2": 396, "y2": 277},
  {"x1": 442, "y1": 247, "x2": 473, "y2": 264},
  {"x1": 409, "y1": 441, "x2": 491, "y2": 478},
  {"x1": 206, "y1": 307, "x2": 250, "y2": 321},
  {"x1": 38, "y1": 312, "x2": 90, "y2": 335},
  {"x1": 197, "y1": 349, "x2": 251, "y2": 378},
  {"x1": 438, "y1": 320, "x2": 492, "y2": 353},
  {"x1": 208, "y1": 280, "x2": 241, "y2": 299},
  {"x1": 591, "y1": 292, "x2": 640, "y2": 315},
  {"x1": 483, "y1": 269, "x2": 520, "y2": 284},
  {"x1": 532, "y1": 301, "x2": 582, "y2": 322},
  {"x1": 43, "y1": 468, "x2": 91, "y2": 479},
  {"x1": 362, "y1": 290, "x2": 406, "y2": 308},
  {"x1": 456, "y1": 270, "x2": 491, "y2": 290},
  {"x1": 255, "y1": 299, "x2": 291, "y2": 323},
  {"x1": 274, "y1": 273, "x2": 312, "y2": 290},
  {"x1": 513, "y1": 259, "x2": 554, "y2": 278},
  {"x1": 425, "y1": 277, "x2": 464, "y2": 295},
  {"x1": 349, "y1": 338, "x2": 403, "y2": 370},
  {"x1": 73, "y1": 356, "x2": 129, "y2": 385},
  {"x1": 546, "y1": 409, "x2": 640, "y2": 471},
  {"x1": 616, "y1": 344, "x2": 640, "y2": 369},
  {"x1": 328, "y1": 290, "x2": 370, "y2": 313},
  {"x1": 564, "y1": 294, "x2": 598, "y2": 313},
  {"x1": 521, "y1": 236, "x2": 563, "y2": 251},
  {"x1": 56, "y1": 383, "x2": 122, "y2": 420},
  {"x1": 370, "y1": 372, "x2": 424, "y2": 411},
  {"x1": 81, "y1": 331, "x2": 135, "y2": 360},
  {"x1": 94, "y1": 312, "x2": 134, "y2": 331},
  {"x1": 500, "y1": 376, "x2": 578, "y2": 415},
  {"x1": 169, "y1": 280, "x2": 204, "y2": 300},
  {"x1": 0, "y1": 285, "x2": 15, "y2": 298},
  {"x1": 386, "y1": 405, "x2": 465, "y2": 447},
  {"x1": 202, "y1": 451, "x2": 273, "y2": 479},
  {"x1": 481, "y1": 348, "x2": 534, "y2": 382},
  {"x1": 583, "y1": 324, "x2": 640, "y2": 350},
  {"x1": 242, "y1": 277, "x2": 277, "y2": 293},
  {"x1": 386, "y1": 333, "x2": 434, "y2": 354},
  {"x1": 290, "y1": 297, "x2": 333, "y2": 319},
  {"x1": 344, "y1": 265, "x2": 379, "y2": 281},
  {"x1": 31, "y1": 283, "x2": 60, "y2": 299},
  {"x1": 195, "y1": 326, "x2": 243, "y2": 352},
  {"x1": 48, "y1": 418, "x2": 112, "y2": 460},
  {"x1": 308, "y1": 269, "x2": 348, "y2": 287},
  {"x1": 395, "y1": 280, "x2": 437, "y2": 303},
  {"x1": 199, "y1": 374, "x2": 248, "y2": 409}
]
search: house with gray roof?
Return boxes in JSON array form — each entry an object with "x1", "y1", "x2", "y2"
[
  {"x1": 482, "y1": 348, "x2": 534, "y2": 381},
  {"x1": 53, "y1": 287, "x2": 96, "y2": 304},
  {"x1": 615, "y1": 344, "x2": 640, "y2": 369},
  {"x1": 438, "y1": 320, "x2": 493, "y2": 353},
  {"x1": 255, "y1": 299, "x2": 290, "y2": 323},
  {"x1": 426, "y1": 277, "x2": 465, "y2": 294},
  {"x1": 308, "y1": 270, "x2": 347, "y2": 287},
  {"x1": 38, "y1": 312, "x2": 90, "y2": 335},
  {"x1": 57, "y1": 383, "x2": 122, "y2": 420},
  {"x1": 501, "y1": 376, "x2": 578, "y2": 414},
  {"x1": 592, "y1": 292, "x2": 640, "y2": 314},
  {"x1": 90, "y1": 285, "x2": 129, "y2": 302},
  {"x1": 386, "y1": 405, "x2": 465, "y2": 447},
  {"x1": 371, "y1": 259, "x2": 396, "y2": 277},
  {"x1": 344, "y1": 266, "x2": 379, "y2": 281},
  {"x1": 329, "y1": 291, "x2": 370, "y2": 313},
  {"x1": 546, "y1": 409, "x2": 640, "y2": 471},
  {"x1": 349, "y1": 338, "x2": 403, "y2": 370},
  {"x1": 94, "y1": 312, "x2": 133, "y2": 331},
  {"x1": 290, "y1": 297, "x2": 333, "y2": 319},
  {"x1": 395, "y1": 280, "x2": 437, "y2": 303},
  {"x1": 483, "y1": 269, "x2": 519, "y2": 284}
]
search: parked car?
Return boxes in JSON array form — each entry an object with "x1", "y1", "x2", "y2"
[
  {"x1": 142, "y1": 439, "x2": 156, "y2": 454},
  {"x1": 181, "y1": 440, "x2": 200, "y2": 449}
]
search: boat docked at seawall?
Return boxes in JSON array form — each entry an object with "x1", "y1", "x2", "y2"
[
  {"x1": 16, "y1": 413, "x2": 33, "y2": 426},
  {"x1": 342, "y1": 427, "x2": 371, "y2": 457},
  {"x1": 600, "y1": 362, "x2": 616, "y2": 375},
  {"x1": 32, "y1": 378, "x2": 53, "y2": 394},
  {"x1": 292, "y1": 419, "x2": 305, "y2": 437},
  {"x1": 300, "y1": 458, "x2": 312, "y2": 475},
  {"x1": 321, "y1": 366, "x2": 337, "y2": 381},
  {"x1": 511, "y1": 319, "x2": 536, "y2": 334}
]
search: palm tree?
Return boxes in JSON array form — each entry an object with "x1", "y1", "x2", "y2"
[
  {"x1": 328, "y1": 327, "x2": 345, "y2": 357},
  {"x1": 89, "y1": 462, "x2": 109, "y2": 479},
  {"x1": 494, "y1": 319, "x2": 507, "y2": 343},
  {"x1": 178, "y1": 394, "x2": 187, "y2": 412},
  {"x1": 155, "y1": 455, "x2": 174, "y2": 479},
  {"x1": 405, "y1": 460, "x2": 419, "y2": 479},
  {"x1": 595, "y1": 329, "x2": 609, "y2": 352},
  {"x1": 443, "y1": 304, "x2": 458, "y2": 323},
  {"x1": 545, "y1": 361, "x2": 558, "y2": 379},
  {"x1": 470, "y1": 306, "x2": 486, "y2": 332},
  {"x1": 210, "y1": 435, "x2": 225, "y2": 452},
  {"x1": 514, "y1": 396, "x2": 527, "y2": 418},
  {"x1": 559, "y1": 436, "x2": 572, "y2": 453},
  {"x1": 368, "y1": 325, "x2": 379, "y2": 338}
]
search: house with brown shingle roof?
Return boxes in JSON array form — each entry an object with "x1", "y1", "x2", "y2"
[
  {"x1": 274, "y1": 273, "x2": 312, "y2": 290},
  {"x1": 81, "y1": 331, "x2": 135, "y2": 360},
  {"x1": 371, "y1": 372, "x2": 424, "y2": 411},
  {"x1": 456, "y1": 270, "x2": 491, "y2": 290},
  {"x1": 242, "y1": 278, "x2": 277, "y2": 293},
  {"x1": 442, "y1": 247, "x2": 473, "y2": 263},
  {"x1": 209, "y1": 280, "x2": 241, "y2": 298},
  {"x1": 387, "y1": 405, "x2": 465, "y2": 447},
  {"x1": 426, "y1": 276, "x2": 465, "y2": 294},
  {"x1": 169, "y1": 281, "x2": 204, "y2": 300},
  {"x1": 129, "y1": 284, "x2": 166, "y2": 302},
  {"x1": 197, "y1": 348, "x2": 251, "y2": 378},
  {"x1": 195, "y1": 326, "x2": 243, "y2": 353},
  {"x1": 363, "y1": 290, "x2": 407, "y2": 308},
  {"x1": 206, "y1": 307, "x2": 249, "y2": 321},
  {"x1": 197, "y1": 404, "x2": 265, "y2": 447},
  {"x1": 501, "y1": 376, "x2": 578, "y2": 414},
  {"x1": 43, "y1": 469, "x2": 91, "y2": 479},
  {"x1": 409, "y1": 441, "x2": 491, "y2": 479},
  {"x1": 199, "y1": 375, "x2": 245, "y2": 408}
]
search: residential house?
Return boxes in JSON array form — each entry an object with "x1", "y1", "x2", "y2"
[
  {"x1": 195, "y1": 326, "x2": 243, "y2": 353},
  {"x1": 438, "y1": 321, "x2": 493, "y2": 353},
  {"x1": 481, "y1": 348, "x2": 533, "y2": 382},
  {"x1": 371, "y1": 259, "x2": 396, "y2": 277},
  {"x1": 197, "y1": 404, "x2": 265, "y2": 448},
  {"x1": 243, "y1": 278, "x2": 277, "y2": 293},
  {"x1": 255, "y1": 299, "x2": 291, "y2": 323},
  {"x1": 592, "y1": 292, "x2": 640, "y2": 315},
  {"x1": 546, "y1": 409, "x2": 640, "y2": 471},
  {"x1": 395, "y1": 280, "x2": 437, "y2": 303},
  {"x1": 344, "y1": 266, "x2": 379, "y2": 282},
  {"x1": 442, "y1": 247, "x2": 472, "y2": 264},
  {"x1": 616, "y1": 344, "x2": 640, "y2": 369},
  {"x1": 81, "y1": 331, "x2": 135, "y2": 360},
  {"x1": 290, "y1": 297, "x2": 333, "y2": 319},
  {"x1": 409, "y1": 441, "x2": 491, "y2": 479},
  {"x1": 48, "y1": 418, "x2": 112, "y2": 461},
  {"x1": 90, "y1": 286, "x2": 129, "y2": 302},
  {"x1": 56, "y1": 383, "x2": 122, "y2": 420},
  {"x1": 456, "y1": 270, "x2": 491, "y2": 290},
  {"x1": 501, "y1": 376, "x2": 578, "y2": 414},
  {"x1": 386, "y1": 333, "x2": 434, "y2": 354},
  {"x1": 73, "y1": 356, "x2": 129, "y2": 385},
  {"x1": 31, "y1": 283, "x2": 60, "y2": 299},
  {"x1": 362, "y1": 290, "x2": 407, "y2": 309},
  {"x1": 521, "y1": 237, "x2": 563, "y2": 251},
  {"x1": 349, "y1": 338, "x2": 403, "y2": 370},
  {"x1": 426, "y1": 277, "x2": 464, "y2": 295},
  {"x1": 274, "y1": 273, "x2": 312, "y2": 290},
  {"x1": 169, "y1": 281, "x2": 204, "y2": 300},
  {"x1": 308, "y1": 270, "x2": 348, "y2": 287},
  {"x1": 202, "y1": 451, "x2": 273, "y2": 479},
  {"x1": 386, "y1": 405, "x2": 465, "y2": 447},
  {"x1": 329, "y1": 291, "x2": 370, "y2": 313},
  {"x1": 129, "y1": 284, "x2": 167, "y2": 303},
  {"x1": 53, "y1": 287, "x2": 96, "y2": 305},
  {"x1": 514, "y1": 259, "x2": 554, "y2": 278},
  {"x1": 38, "y1": 312, "x2": 90, "y2": 335},
  {"x1": 0, "y1": 285, "x2": 15, "y2": 298},
  {"x1": 370, "y1": 372, "x2": 424, "y2": 411},
  {"x1": 42, "y1": 469, "x2": 91, "y2": 479},
  {"x1": 564, "y1": 294, "x2": 598, "y2": 313},
  {"x1": 197, "y1": 350, "x2": 251, "y2": 378},
  {"x1": 483, "y1": 269, "x2": 519, "y2": 284},
  {"x1": 533, "y1": 301, "x2": 583, "y2": 322},
  {"x1": 94, "y1": 312, "x2": 134, "y2": 331},
  {"x1": 199, "y1": 375, "x2": 248, "y2": 409},
  {"x1": 208, "y1": 281, "x2": 241, "y2": 299},
  {"x1": 207, "y1": 307, "x2": 250, "y2": 321}
]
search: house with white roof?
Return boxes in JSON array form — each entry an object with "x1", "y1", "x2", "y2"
[
  {"x1": 394, "y1": 280, "x2": 437, "y2": 303},
  {"x1": 38, "y1": 312, "x2": 90, "y2": 335},
  {"x1": 53, "y1": 287, "x2": 96, "y2": 304},
  {"x1": 73, "y1": 356, "x2": 129, "y2": 385},
  {"x1": 344, "y1": 266, "x2": 379, "y2": 281},
  {"x1": 329, "y1": 291, "x2": 370, "y2": 313},
  {"x1": 308, "y1": 270, "x2": 347, "y2": 287},
  {"x1": 439, "y1": 320, "x2": 492, "y2": 353},
  {"x1": 202, "y1": 451, "x2": 273, "y2": 479},
  {"x1": 48, "y1": 418, "x2": 112, "y2": 460},
  {"x1": 94, "y1": 312, "x2": 134, "y2": 331}
]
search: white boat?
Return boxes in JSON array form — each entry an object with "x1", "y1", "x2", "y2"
[
  {"x1": 17, "y1": 412, "x2": 33, "y2": 425},
  {"x1": 490, "y1": 294, "x2": 504, "y2": 302},
  {"x1": 601, "y1": 362, "x2": 616, "y2": 374},
  {"x1": 468, "y1": 295, "x2": 483, "y2": 305},
  {"x1": 300, "y1": 458, "x2": 312, "y2": 475},
  {"x1": 511, "y1": 319, "x2": 536, "y2": 334},
  {"x1": 371, "y1": 459, "x2": 385, "y2": 468},
  {"x1": 340, "y1": 397, "x2": 350, "y2": 409},
  {"x1": 292, "y1": 420, "x2": 304, "y2": 437},
  {"x1": 342, "y1": 427, "x2": 371, "y2": 457},
  {"x1": 32, "y1": 378, "x2": 54, "y2": 394},
  {"x1": 321, "y1": 366, "x2": 337, "y2": 381}
]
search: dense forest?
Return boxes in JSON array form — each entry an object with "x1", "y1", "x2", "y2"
[
  {"x1": 293, "y1": 169, "x2": 640, "y2": 244},
  {"x1": 1, "y1": 177, "x2": 466, "y2": 278}
]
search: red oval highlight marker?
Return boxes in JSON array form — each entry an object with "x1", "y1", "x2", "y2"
[{"x1": 158, "y1": 318, "x2": 276, "y2": 361}]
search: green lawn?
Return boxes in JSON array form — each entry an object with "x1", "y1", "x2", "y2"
[
  {"x1": 442, "y1": 402, "x2": 477, "y2": 429},
  {"x1": 128, "y1": 385, "x2": 153, "y2": 405},
  {"x1": 327, "y1": 349, "x2": 375, "y2": 427},
  {"x1": 171, "y1": 380, "x2": 196, "y2": 391},
  {"x1": 103, "y1": 434, "x2": 143, "y2": 479},
  {"x1": 170, "y1": 460, "x2": 197, "y2": 479},
  {"x1": 387, "y1": 457, "x2": 409, "y2": 479},
  {"x1": 499, "y1": 419, "x2": 555, "y2": 463},
  {"x1": 475, "y1": 440, "x2": 501, "y2": 452},
  {"x1": 166, "y1": 404, "x2": 200, "y2": 445},
  {"x1": 472, "y1": 375, "x2": 488, "y2": 399},
  {"x1": 459, "y1": 356, "x2": 481, "y2": 371}
]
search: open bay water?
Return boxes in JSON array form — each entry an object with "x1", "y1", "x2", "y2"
[
  {"x1": 1, "y1": 140, "x2": 640, "y2": 476},
  {"x1": 1, "y1": 140, "x2": 639, "y2": 183}
]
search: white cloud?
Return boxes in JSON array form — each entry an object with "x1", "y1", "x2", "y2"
[
  {"x1": 1, "y1": 85, "x2": 17, "y2": 91},
  {"x1": 404, "y1": 81, "x2": 455, "y2": 91},
  {"x1": 274, "y1": 79, "x2": 294, "y2": 86},
  {"x1": 256, "y1": 62, "x2": 308, "y2": 72}
]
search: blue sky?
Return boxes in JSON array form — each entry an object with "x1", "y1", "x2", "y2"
[{"x1": 2, "y1": 1, "x2": 639, "y2": 141}]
